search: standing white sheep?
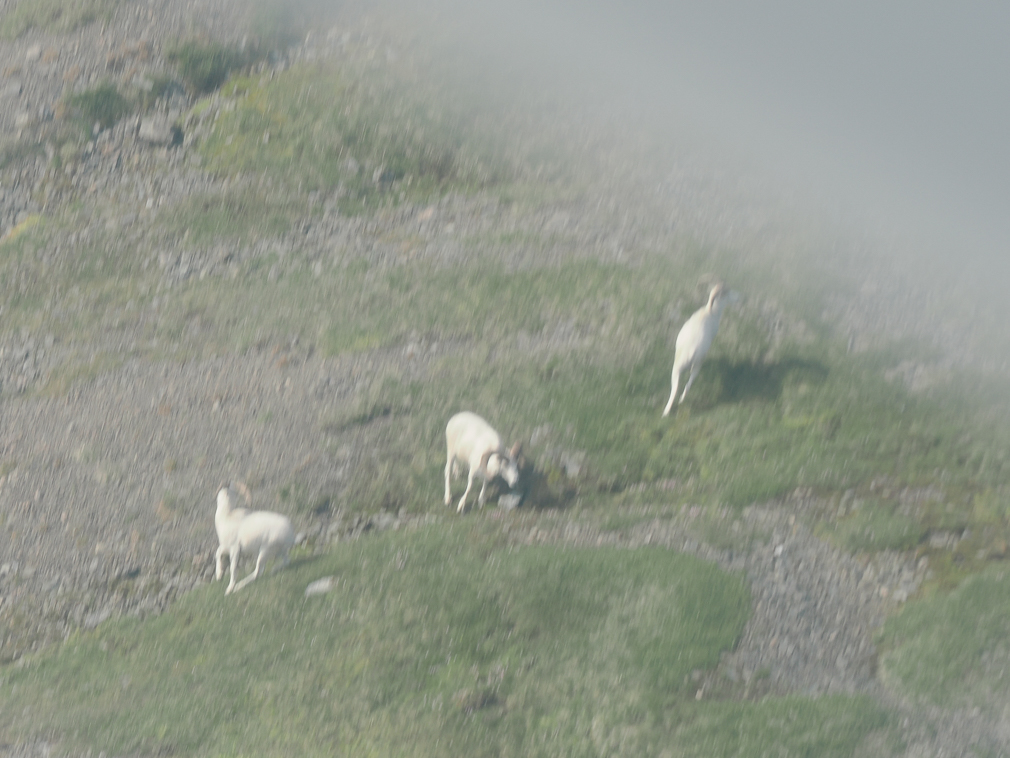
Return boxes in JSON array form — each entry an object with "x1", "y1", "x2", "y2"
[
  {"x1": 444, "y1": 412, "x2": 521, "y2": 513},
  {"x1": 662, "y1": 283, "x2": 737, "y2": 415},
  {"x1": 215, "y1": 485, "x2": 295, "y2": 594}
]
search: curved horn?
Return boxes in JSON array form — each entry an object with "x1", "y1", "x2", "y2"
[
  {"x1": 480, "y1": 449, "x2": 494, "y2": 473},
  {"x1": 707, "y1": 282, "x2": 725, "y2": 308}
]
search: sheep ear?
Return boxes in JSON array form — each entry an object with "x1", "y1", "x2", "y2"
[
  {"x1": 509, "y1": 442, "x2": 522, "y2": 460},
  {"x1": 480, "y1": 450, "x2": 493, "y2": 472}
]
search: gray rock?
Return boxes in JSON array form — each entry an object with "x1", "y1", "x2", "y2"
[
  {"x1": 559, "y1": 451, "x2": 585, "y2": 479},
  {"x1": 1, "y1": 79, "x2": 22, "y2": 99},
  {"x1": 83, "y1": 608, "x2": 112, "y2": 629},
  {"x1": 138, "y1": 115, "x2": 180, "y2": 145}
]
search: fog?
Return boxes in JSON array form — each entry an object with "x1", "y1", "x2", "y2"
[
  {"x1": 395, "y1": 0, "x2": 1009, "y2": 280},
  {"x1": 325, "y1": 0, "x2": 1010, "y2": 371}
]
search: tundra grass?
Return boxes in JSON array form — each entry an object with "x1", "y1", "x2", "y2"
[
  {"x1": 326, "y1": 340, "x2": 1010, "y2": 516},
  {"x1": 65, "y1": 82, "x2": 132, "y2": 131},
  {"x1": 5, "y1": 213, "x2": 1010, "y2": 522},
  {"x1": 157, "y1": 188, "x2": 312, "y2": 244},
  {"x1": 194, "y1": 63, "x2": 517, "y2": 213},
  {"x1": 817, "y1": 499, "x2": 928, "y2": 554},
  {"x1": 0, "y1": 524, "x2": 896, "y2": 757},
  {"x1": 878, "y1": 565, "x2": 1010, "y2": 710}
]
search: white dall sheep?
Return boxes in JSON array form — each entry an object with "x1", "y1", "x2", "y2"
[
  {"x1": 215, "y1": 485, "x2": 295, "y2": 594},
  {"x1": 445, "y1": 411, "x2": 521, "y2": 513},
  {"x1": 662, "y1": 283, "x2": 738, "y2": 416}
]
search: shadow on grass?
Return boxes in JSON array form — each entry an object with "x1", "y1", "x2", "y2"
[
  {"x1": 287, "y1": 553, "x2": 324, "y2": 572},
  {"x1": 706, "y1": 356, "x2": 829, "y2": 406},
  {"x1": 516, "y1": 461, "x2": 579, "y2": 511}
]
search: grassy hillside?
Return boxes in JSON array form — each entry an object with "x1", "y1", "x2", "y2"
[
  {"x1": 879, "y1": 565, "x2": 1010, "y2": 710},
  {"x1": 0, "y1": 523, "x2": 898, "y2": 757},
  {"x1": 7, "y1": 196, "x2": 1009, "y2": 525},
  {"x1": 1, "y1": 12, "x2": 1009, "y2": 756}
]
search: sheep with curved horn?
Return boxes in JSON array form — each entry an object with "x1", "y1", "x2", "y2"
[
  {"x1": 444, "y1": 412, "x2": 521, "y2": 513},
  {"x1": 662, "y1": 282, "x2": 739, "y2": 415}
]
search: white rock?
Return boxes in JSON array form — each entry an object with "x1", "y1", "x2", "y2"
[
  {"x1": 499, "y1": 493, "x2": 522, "y2": 510},
  {"x1": 305, "y1": 576, "x2": 336, "y2": 597}
]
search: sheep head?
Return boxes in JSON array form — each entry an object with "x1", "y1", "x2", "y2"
[
  {"x1": 707, "y1": 282, "x2": 726, "y2": 308},
  {"x1": 481, "y1": 448, "x2": 521, "y2": 488},
  {"x1": 217, "y1": 486, "x2": 235, "y2": 514},
  {"x1": 707, "y1": 282, "x2": 740, "y2": 311}
]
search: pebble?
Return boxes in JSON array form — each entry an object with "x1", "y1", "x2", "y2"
[{"x1": 304, "y1": 576, "x2": 336, "y2": 597}]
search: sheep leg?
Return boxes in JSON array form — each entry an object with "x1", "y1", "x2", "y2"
[
  {"x1": 457, "y1": 468, "x2": 475, "y2": 513},
  {"x1": 679, "y1": 363, "x2": 701, "y2": 403},
  {"x1": 444, "y1": 455, "x2": 454, "y2": 506},
  {"x1": 477, "y1": 477, "x2": 488, "y2": 507},
  {"x1": 662, "y1": 366, "x2": 682, "y2": 416},
  {"x1": 215, "y1": 544, "x2": 227, "y2": 581},
  {"x1": 232, "y1": 551, "x2": 266, "y2": 593},
  {"x1": 226, "y1": 546, "x2": 241, "y2": 594}
]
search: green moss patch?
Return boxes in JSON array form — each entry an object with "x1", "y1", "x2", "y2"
[
  {"x1": 191, "y1": 63, "x2": 514, "y2": 211},
  {"x1": 0, "y1": 525, "x2": 754, "y2": 756},
  {"x1": 879, "y1": 566, "x2": 1010, "y2": 709}
]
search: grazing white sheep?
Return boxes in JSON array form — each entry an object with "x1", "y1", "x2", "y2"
[
  {"x1": 662, "y1": 283, "x2": 738, "y2": 415},
  {"x1": 215, "y1": 485, "x2": 295, "y2": 594},
  {"x1": 444, "y1": 412, "x2": 521, "y2": 513}
]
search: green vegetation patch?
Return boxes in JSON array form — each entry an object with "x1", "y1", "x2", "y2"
[
  {"x1": 157, "y1": 189, "x2": 310, "y2": 244},
  {"x1": 670, "y1": 695, "x2": 891, "y2": 758},
  {"x1": 818, "y1": 499, "x2": 928, "y2": 553},
  {"x1": 0, "y1": 525, "x2": 756, "y2": 756},
  {"x1": 0, "y1": 214, "x2": 147, "y2": 343},
  {"x1": 4, "y1": 200, "x2": 1010, "y2": 519},
  {"x1": 302, "y1": 252, "x2": 1010, "y2": 511},
  {"x1": 65, "y1": 82, "x2": 132, "y2": 130},
  {"x1": 0, "y1": 0, "x2": 121, "y2": 38},
  {"x1": 878, "y1": 566, "x2": 1010, "y2": 709},
  {"x1": 192, "y1": 63, "x2": 513, "y2": 211},
  {"x1": 167, "y1": 40, "x2": 255, "y2": 95}
]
